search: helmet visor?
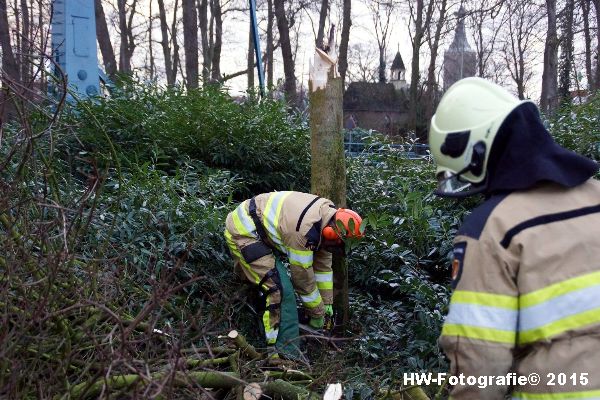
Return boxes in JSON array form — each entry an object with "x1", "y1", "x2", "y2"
[{"x1": 435, "y1": 171, "x2": 472, "y2": 196}]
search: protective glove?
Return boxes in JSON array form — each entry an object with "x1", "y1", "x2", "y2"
[
  {"x1": 324, "y1": 304, "x2": 334, "y2": 317},
  {"x1": 309, "y1": 316, "x2": 325, "y2": 329}
]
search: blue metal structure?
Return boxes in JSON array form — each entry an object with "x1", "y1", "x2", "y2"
[
  {"x1": 249, "y1": 0, "x2": 265, "y2": 97},
  {"x1": 50, "y1": 0, "x2": 100, "y2": 101}
]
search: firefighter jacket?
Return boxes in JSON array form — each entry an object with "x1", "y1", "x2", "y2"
[
  {"x1": 439, "y1": 103, "x2": 600, "y2": 399},
  {"x1": 225, "y1": 191, "x2": 338, "y2": 311}
]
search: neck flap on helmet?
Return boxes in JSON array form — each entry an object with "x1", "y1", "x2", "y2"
[{"x1": 485, "y1": 102, "x2": 598, "y2": 195}]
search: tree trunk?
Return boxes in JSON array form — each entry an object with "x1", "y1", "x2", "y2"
[
  {"x1": 338, "y1": 0, "x2": 351, "y2": 82},
  {"x1": 183, "y1": 0, "x2": 199, "y2": 89},
  {"x1": 424, "y1": 0, "x2": 447, "y2": 122},
  {"x1": 148, "y1": 1, "x2": 155, "y2": 79},
  {"x1": 210, "y1": 0, "x2": 222, "y2": 81},
  {"x1": 593, "y1": 0, "x2": 600, "y2": 91},
  {"x1": 95, "y1": 0, "x2": 118, "y2": 77},
  {"x1": 540, "y1": 0, "x2": 559, "y2": 114},
  {"x1": 409, "y1": 0, "x2": 424, "y2": 134},
  {"x1": 309, "y1": 51, "x2": 347, "y2": 329},
  {"x1": 580, "y1": 0, "x2": 593, "y2": 90},
  {"x1": 117, "y1": 0, "x2": 131, "y2": 73},
  {"x1": 378, "y1": 46, "x2": 386, "y2": 83},
  {"x1": 247, "y1": 18, "x2": 255, "y2": 90},
  {"x1": 558, "y1": 0, "x2": 574, "y2": 105},
  {"x1": 0, "y1": 0, "x2": 19, "y2": 87},
  {"x1": 198, "y1": 0, "x2": 210, "y2": 84},
  {"x1": 266, "y1": 0, "x2": 274, "y2": 89},
  {"x1": 20, "y1": 0, "x2": 29, "y2": 85},
  {"x1": 274, "y1": 0, "x2": 297, "y2": 105},
  {"x1": 157, "y1": 0, "x2": 174, "y2": 85},
  {"x1": 316, "y1": 0, "x2": 328, "y2": 48}
]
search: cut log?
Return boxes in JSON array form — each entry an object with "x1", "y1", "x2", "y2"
[
  {"x1": 243, "y1": 382, "x2": 263, "y2": 400},
  {"x1": 262, "y1": 379, "x2": 320, "y2": 400},
  {"x1": 228, "y1": 330, "x2": 262, "y2": 359}
]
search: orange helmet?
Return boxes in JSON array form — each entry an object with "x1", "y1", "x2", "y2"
[{"x1": 322, "y1": 208, "x2": 364, "y2": 243}]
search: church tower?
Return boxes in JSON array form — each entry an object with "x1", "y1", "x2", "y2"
[
  {"x1": 390, "y1": 50, "x2": 408, "y2": 91},
  {"x1": 443, "y1": 6, "x2": 476, "y2": 90}
]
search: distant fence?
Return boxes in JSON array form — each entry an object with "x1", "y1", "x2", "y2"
[{"x1": 344, "y1": 130, "x2": 430, "y2": 159}]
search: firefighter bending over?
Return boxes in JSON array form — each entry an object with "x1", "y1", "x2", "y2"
[{"x1": 224, "y1": 191, "x2": 364, "y2": 358}]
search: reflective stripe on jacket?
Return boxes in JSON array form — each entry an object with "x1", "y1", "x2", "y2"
[{"x1": 440, "y1": 179, "x2": 600, "y2": 399}]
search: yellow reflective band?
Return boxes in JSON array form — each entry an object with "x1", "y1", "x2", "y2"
[
  {"x1": 231, "y1": 201, "x2": 255, "y2": 237},
  {"x1": 300, "y1": 289, "x2": 323, "y2": 309},
  {"x1": 451, "y1": 290, "x2": 518, "y2": 310},
  {"x1": 513, "y1": 389, "x2": 600, "y2": 399},
  {"x1": 263, "y1": 304, "x2": 277, "y2": 344},
  {"x1": 441, "y1": 323, "x2": 516, "y2": 344},
  {"x1": 224, "y1": 230, "x2": 261, "y2": 284},
  {"x1": 520, "y1": 270, "x2": 600, "y2": 308},
  {"x1": 288, "y1": 248, "x2": 313, "y2": 268},
  {"x1": 317, "y1": 281, "x2": 334, "y2": 290},
  {"x1": 263, "y1": 192, "x2": 292, "y2": 248},
  {"x1": 519, "y1": 307, "x2": 600, "y2": 344}
]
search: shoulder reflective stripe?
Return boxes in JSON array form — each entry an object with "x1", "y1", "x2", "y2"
[
  {"x1": 224, "y1": 230, "x2": 261, "y2": 284},
  {"x1": 232, "y1": 201, "x2": 256, "y2": 237},
  {"x1": 445, "y1": 303, "x2": 518, "y2": 331},
  {"x1": 520, "y1": 284, "x2": 600, "y2": 331},
  {"x1": 263, "y1": 192, "x2": 292, "y2": 247},
  {"x1": 519, "y1": 307, "x2": 600, "y2": 344},
  {"x1": 300, "y1": 288, "x2": 322, "y2": 308},
  {"x1": 512, "y1": 390, "x2": 600, "y2": 399},
  {"x1": 288, "y1": 248, "x2": 313, "y2": 268},
  {"x1": 441, "y1": 323, "x2": 516, "y2": 343},
  {"x1": 520, "y1": 270, "x2": 600, "y2": 308},
  {"x1": 451, "y1": 290, "x2": 518, "y2": 310}
]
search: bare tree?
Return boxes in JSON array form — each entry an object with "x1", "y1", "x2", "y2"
[
  {"x1": 274, "y1": 0, "x2": 297, "y2": 104},
  {"x1": 0, "y1": 0, "x2": 19, "y2": 86},
  {"x1": 423, "y1": 0, "x2": 449, "y2": 122},
  {"x1": 346, "y1": 42, "x2": 378, "y2": 82},
  {"x1": 183, "y1": 0, "x2": 199, "y2": 88},
  {"x1": 158, "y1": 0, "x2": 179, "y2": 85},
  {"x1": 580, "y1": 0, "x2": 594, "y2": 89},
  {"x1": 316, "y1": 0, "x2": 329, "y2": 47},
  {"x1": 367, "y1": 0, "x2": 394, "y2": 83},
  {"x1": 247, "y1": 17, "x2": 254, "y2": 90},
  {"x1": 500, "y1": 0, "x2": 544, "y2": 99},
  {"x1": 468, "y1": 0, "x2": 504, "y2": 78},
  {"x1": 210, "y1": 0, "x2": 223, "y2": 81},
  {"x1": 540, "y1": 0, "x2": 559, "y2": 113},
  {"x1": 95, "y1": 0, "x2": 117, "y2": 77},
  {"x1": 338, "y1": 0, "x2": 351, "y2": 81},
  {"x1": 265, "y1": 0, "x2": 275, "y2": 88},
  {"x1": 558, "y1": 0, "x2": 574, "y2": 104},
  {"x1": 593, "y1": 0, "x2": 600, "y2": 90}
]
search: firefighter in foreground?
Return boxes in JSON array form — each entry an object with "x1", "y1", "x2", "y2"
[
  {"x1": 429, "y1": 77, "x2": 600, "y2": 399},
  {"x1": 224, "y1": 191, "x2": 363, "y2": 358}
]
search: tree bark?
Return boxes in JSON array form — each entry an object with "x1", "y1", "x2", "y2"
[
  {"x1": 316, "y1": 0, "x2": 328, "y2": 48},
  {"x1": 409, "y1": 0, "x2": 424, "y2": 134},
  {"x1": 541, "y1": 0, "x2": 559, "y2": 114},
  {"x1": 558, "y1": 0, "x2": 574, "y2": 104},
  {"x1": 424, "y1": 0, "x2": 448, "y2": 122},
  {"x1": 247, "y1": 18, "x2": 255, "y2": 90},
  {"x1": 0, "y1": 0, "x2": 19, "y2": 87},
  {"x1": 95, "y1": 0, "x2": 118, "y2": 77},
  {"x1": 183, "y1": 0, "x2": 199, "y2": 89},
  {"x1": 157, "y1": 0, "x2": 175, "y2": 85},
  {"x1": 338, "y1": 0, "x2": 351, "y2": 82},
  {"x1": 274, "y1": 0, "x2": 297, "y2": 105},
  {"x1": 309, "y1": 54, "x2": 347, "y2": 329},
  {"x1": 580, "y1": 0, "x2": 593, "y2": 90},
  {"x1": 117, "y1": 0, "x2": 131, "y2": 73},
  {"x1": 198, "y1": 0, "x2": 210, "y2": 83},
  {"x1": 210, "y1": 0, "x2": 222, "y2": 81},
  {"x1": 19, "y1": 0, "x2": 29, "y2": 85},
  {"x1": 266, "y1": 0, "x2": 274, "y2": 89},
  {"x1": 593, "y1": 0, "x2": 600, "y2": 91}
]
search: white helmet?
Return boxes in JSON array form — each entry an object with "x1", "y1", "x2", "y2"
[{"x1": 429, "y1": 77, "x2": 532, "y2": 197}]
